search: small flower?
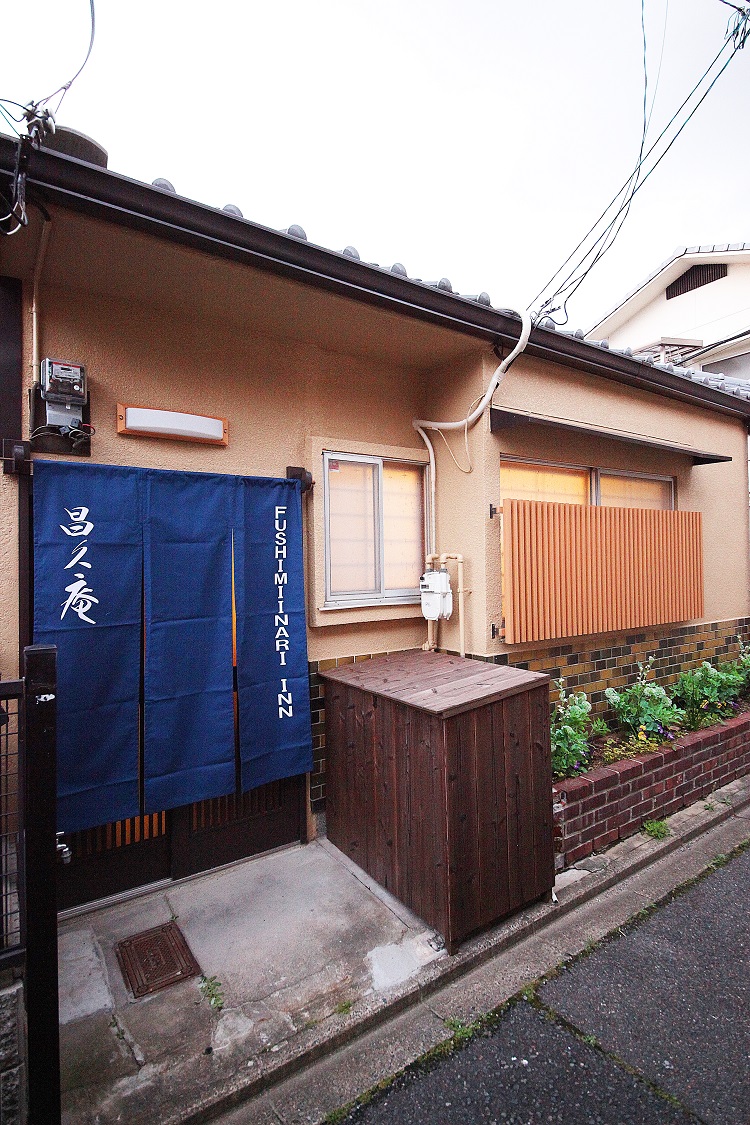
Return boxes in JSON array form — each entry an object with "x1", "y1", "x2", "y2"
[{"x1": 667, "y1": 733, "x2": 675, "y2": 740}]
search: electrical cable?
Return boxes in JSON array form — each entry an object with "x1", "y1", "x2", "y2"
[
  {"x1": 540, "y1": 0, "x2": 652, "y2": 325},
  {"x1": 551, "y1": 35, "x2": 743, "y2": 320},
  {"x1": 36, "y1": 0, "x2": 96, "y2": 114},
  {"x1": 0, "y1": 104, "x2": 21, "y2": 137},
  {"x1": 529, "y1": 17, "x2": 741, "y2": 318},
  {"x1": 646, "y1": 0, "x2": 670, "y2": 134}
]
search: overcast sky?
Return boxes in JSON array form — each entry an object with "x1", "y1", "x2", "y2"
[{"x1": 3, "y1": 0, "x2": 749, "y2": 329}]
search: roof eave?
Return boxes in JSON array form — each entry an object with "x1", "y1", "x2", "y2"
[{"x1": 2, "y1": 136, "x2": 750, "y2": 421}]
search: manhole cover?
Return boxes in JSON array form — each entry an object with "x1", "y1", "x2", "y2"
[{"x1": 116, "y1": 921, "x2": 201, "y2": 998}]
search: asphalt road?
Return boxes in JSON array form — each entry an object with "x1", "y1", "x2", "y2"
[{"x1": 343, "y1": 847, "x2": 750, "y2": 1124}]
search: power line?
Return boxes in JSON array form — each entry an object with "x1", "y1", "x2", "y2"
[
  {"x1": 36, "y1": 0, "x2": 96, "y2": 115},
  {"x1": 546, "y1": 38, "x2": 741, "y2": 322},
  {"x1": 530, "y1": 4, "x2": 748, "y2": 323},
  {"x1": 1, "y1": 0, "x2": 97, "y2": 237}
]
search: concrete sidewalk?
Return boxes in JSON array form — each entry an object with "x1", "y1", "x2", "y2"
[{"x1": 59, "y1": 773, "x2": 750, "y2": 1125}]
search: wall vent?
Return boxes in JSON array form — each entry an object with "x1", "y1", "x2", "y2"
[{"x1": 666, "y1": 263, "x2": 727, "y2": 300}]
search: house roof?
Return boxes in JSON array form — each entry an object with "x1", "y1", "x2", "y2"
[
  {"x1": 588, "y1": 244, "x2": 750, "y2": 340},
  {"x1": 2, "y1": 133, "x2": 750, "y2": 421}
]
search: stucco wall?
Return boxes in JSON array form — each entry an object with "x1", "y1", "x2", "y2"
[{"x1": 1, "y1": 245, "x2": 749, "y2": 678}]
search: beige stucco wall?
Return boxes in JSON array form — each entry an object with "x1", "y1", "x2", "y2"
[{"x1": 1, "y1": 222, "x2": 749, "y2": 678}]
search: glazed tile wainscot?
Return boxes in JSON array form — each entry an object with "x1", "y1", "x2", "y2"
[{"x1": 552, "y1": 711, "x2": 750, "y2": 870}]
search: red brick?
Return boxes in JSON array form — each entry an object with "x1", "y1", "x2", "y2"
[
  {"x1": 579, "y1": 793, "x2": 608, "y2": 815},
  {"x1": 610, "y1": 760, "x2": 644, "y2": 782},
  {"x1": 565, "y1": 841, "x2": 594, "y2": 864},
  {"x1": 588, "y1": 767, "x2": 621, "y2": 793},
  {"x1": 554, "y1": 776, "x2": 593, "y2": 801},
  {"x1": 592, "y1": 828, "x2": 619, "y2": 852}
]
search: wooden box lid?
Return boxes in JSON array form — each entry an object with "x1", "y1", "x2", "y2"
[{"x1": 319, "y1": 650, "x2": 548, "y2": 719}]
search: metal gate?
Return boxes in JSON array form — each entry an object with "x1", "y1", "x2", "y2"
[
  {"x1": 2, "y1": 645, "x2": 63, "y2": 1124},
  {"x1": 58, "y1": 777, "x2": 305, "y2": 909}
]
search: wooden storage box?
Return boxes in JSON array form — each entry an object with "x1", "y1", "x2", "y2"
[{"x1": 321, "y1": 651, "x2": 554, "y2": 953}]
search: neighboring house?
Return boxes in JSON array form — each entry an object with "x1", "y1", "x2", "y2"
[
  {"x1": 2, "y1": 131, "x2": 750, "y2": 907},
  {"x1": 589, "y1": 243, "x2": 750, "y2": 392}
]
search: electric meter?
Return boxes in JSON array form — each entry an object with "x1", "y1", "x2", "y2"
[{"x1": 41, "y1": 359, "x2": 87, "y2": 405}]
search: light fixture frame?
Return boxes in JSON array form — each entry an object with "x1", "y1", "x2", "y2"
[{"x1": 116, "y1": 403, "x2": 228, "y2": 446}]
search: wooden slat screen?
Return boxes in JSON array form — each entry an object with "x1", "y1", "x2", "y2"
[{"x1": 503, "y1": 500, "x2": 704, "y2": 644}]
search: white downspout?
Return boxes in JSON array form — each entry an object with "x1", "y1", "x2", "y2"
[{"x1": 413, "y1": 309, "x2": 532, "y2": 654}]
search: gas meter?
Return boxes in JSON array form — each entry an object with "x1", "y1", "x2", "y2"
[{"x1": 420, "y1": 567, "x2": 453, "y2": 621}]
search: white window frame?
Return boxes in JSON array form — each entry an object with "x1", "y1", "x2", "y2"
[{"x1": 323, "y1": 451, "x2": 428, "y2": 609}]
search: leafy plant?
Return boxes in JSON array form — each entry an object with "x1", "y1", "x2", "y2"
[
  {"x1": 672, "y1": 660, "x2": 745, "y2": 729},
  {"x1": 199, "y1": 975, "x2": 225, "y2": 1011},
  {"x1": 589, "y1": 716, "x2": 610, "y2": 739},
  {"x1": 334, "y1": 1000, "x2": 353, "y2": 1016},
  {"x1": 550, "y1": 679, "x2": 595, "y2": 779},
  {"x1": 604, "y1": 658, "x2": 683, "y2": 742},
  {"x1": 642, "y1": 818, "x2": 669, "y2": 840}
]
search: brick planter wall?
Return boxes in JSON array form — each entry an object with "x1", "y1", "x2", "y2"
[{"x1": 553, "y1": 712, "x2": 750, "y2": 870}]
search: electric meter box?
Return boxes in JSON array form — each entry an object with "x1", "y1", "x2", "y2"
[
  {"x1": 420, "y1": 567, "x2": 453, "y2": 621},
  {"x1": 41, "y1": 359, "x2": 87, "y2": 406}
]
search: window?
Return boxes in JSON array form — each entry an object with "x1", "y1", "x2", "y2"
[
  {"x1": 500, "y1": 460, "x2": 673, "y2": 510},
  {"x1": 324, "y1": 452, "x2": 426, "y2": 607},
  {"x1": 598, "y1": 473, "x2": 673, "y2": 510}
]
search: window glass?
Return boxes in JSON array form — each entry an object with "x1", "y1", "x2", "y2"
[
  {"x1": 325, "y1": 453, "x2": 425, "y2": 604},
  {"x1": 383, "y1": 462, "x2": 424, "y2": 591},
  {"x1": 327, "y1": 458, "x2": 378, "y2": 594},
  {"x1": 500, "y1": 462, "x2": 590, "y2": 505},
  {"x1": 599, "y1": 474, "x2": 672, "y2": 510}
]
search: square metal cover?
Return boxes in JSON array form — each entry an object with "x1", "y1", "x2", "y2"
[{"x1": 116, "y1": 921, "x2": 201, "y2": 998}]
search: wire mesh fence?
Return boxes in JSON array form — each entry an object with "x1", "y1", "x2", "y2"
[{"x1": 0, "y1": 681, "x2": 24, "y2": 965}]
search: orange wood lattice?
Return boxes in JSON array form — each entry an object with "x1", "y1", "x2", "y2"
[{"x1": 502, "y1": 500, "x2": 704, "y2": 644}]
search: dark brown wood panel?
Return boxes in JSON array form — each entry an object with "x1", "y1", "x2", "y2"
[
  {"x1": 446, "y1": 709, "x2": 481, "y2": 944},
  {"x1": 476, "y1": 701, "x2": 510, "y2": 929},
  {"x1": 323, "y1": 651, "x2": 554, "y2": 954}
]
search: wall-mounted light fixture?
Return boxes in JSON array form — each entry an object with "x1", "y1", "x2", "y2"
[{"x1": 117, "y1": 404, "x2": 228, "y2": 446}]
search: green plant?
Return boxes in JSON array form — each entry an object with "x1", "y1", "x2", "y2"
[
  {"x1": 604, "y1": 658, "x2": 683, "y2": 742},
  {"x1": 550, "y1": 679, "x2": 597, "y2": 779},
  {"x1": 672, "y1": 660, "x2": 745, "y2": 729},
  {"x1": 444, "y1": 1016, "x2": 480, "y2": 1043},
  {"x1": 199, "y1": 975, "x2": 225, "y2": 1011},
  {"x1": 589, "y1": 716, "x2": 610, "y2": 739},
  {"x1": 642, "y1": 818, "x2": 669, "y2": 840},
  {"x1": 334, "y1": 1000, "x2": 353, "y2": 1015}
]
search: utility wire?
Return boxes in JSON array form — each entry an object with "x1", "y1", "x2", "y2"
[
  {"x1": 530, "y1": 5, "x2": 747, "y2": 321},
  {"x1": 547, "y1": 36, "x2": 741, "y2": 321},
  {"x1": 1, "y1": 0, "x2": 96, "y2": 236},
  {"x1": 36, "y1": 0, "x2": 96, "y2": 115}
]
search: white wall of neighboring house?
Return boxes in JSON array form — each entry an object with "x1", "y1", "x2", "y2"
[{"x1": 590, "y1": 250, "x2": 750, "y2": 381}]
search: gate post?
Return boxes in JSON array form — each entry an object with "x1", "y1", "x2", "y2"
[{"x1": 23, "y1": 644, "x2": 61, "y2": 1125}]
